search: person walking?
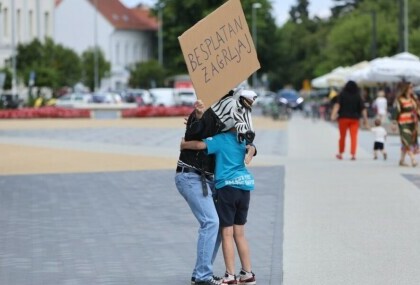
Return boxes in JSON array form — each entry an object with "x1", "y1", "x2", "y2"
[
  {"x1": 370, "y1": 118, "x2": 388, "y2": 160},
  {"x1": 181, "y1": 127, "x2": 257, "y2": 285},
  {"x1": 372, "y1": 89, "x2": 388, "y2": 123},
  {"x1": 391, "y1": 82, "x2": 420, "y2": 167},
  {"x1": 330, "y1": 80, "x2": 368, "y2": 160}
]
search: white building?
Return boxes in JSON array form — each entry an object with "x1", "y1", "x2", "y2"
[
  {"x1": 54, "y1": 0, "x2": 158, "y2": 90},
  {"x1": 0, "y1": 0, "x2": 55, "y2": 69}
]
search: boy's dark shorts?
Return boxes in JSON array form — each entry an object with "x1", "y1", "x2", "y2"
[
  {"x1": 215, "y1": 185, "x2": 250, "y2": 227},
  {"x1": 374, "y1": 142, "x2": 384, "y2": 150}
]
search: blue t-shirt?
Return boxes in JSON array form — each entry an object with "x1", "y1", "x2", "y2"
[{"x1": 204, "y1": 132, "x2": 254, "y2": 191}]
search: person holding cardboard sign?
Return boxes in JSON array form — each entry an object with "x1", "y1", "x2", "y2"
[
  {"x1": 175, "y1": 90, "x2": 257, "y2": 285},
  {"x1": 180, "y1": 128, "x2": 256, "y2": 285}
]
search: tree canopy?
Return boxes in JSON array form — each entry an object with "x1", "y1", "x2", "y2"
[
  {"x1": 16, "y1": 38, "x2": 82, "y2": 90},
  {"x1": 151, "y1": 0, "x2": 279, "y2": 80},
  {"x1": 269, "y1": 0, "x2": 420, "y2": 90},
  {"x1": 9, "y1": 0, "x2": 420, "y2": 94}
]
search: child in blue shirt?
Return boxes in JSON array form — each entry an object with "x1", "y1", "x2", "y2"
[{"x1": 181, "y1": 128, "x2": 256, "y2": 285}]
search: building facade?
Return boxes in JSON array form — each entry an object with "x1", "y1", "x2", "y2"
[
  {"x1": 55, "y1": 0, "x2": 158, "y2": 91},
  {"x1": 0, "y1": 0, "x2": 55, "y2": 73}
]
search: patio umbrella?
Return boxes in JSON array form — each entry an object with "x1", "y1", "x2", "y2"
[
  {"x1": 365, "y1": 52, "x2": 420, "y2": 84},
  {"x1": 347, "y1": 59, "x2": 382, "y2": 86},
  {"x1": 311, "y1": 67, "x2": 351, "y2": 88}
]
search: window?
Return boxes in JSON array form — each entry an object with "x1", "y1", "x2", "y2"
[
  {"x1": 115, "y1": 43, "x2": 120, "y2": 64},
  {"x1": 44, "y1": 12, "x2": 49, "y2": 37},
  {"x1": 142, "y1": 43, "x2": 147, "y2": 61},
  {"x1": 125, "y1": 43, "x2": 129, "y2": 65},
  {"x1": 134, "y1": 44, "x2": 140, "y2": 62},
  {"x1": 3, "y1": 8, "x2": 8, "y2": 38},
  {"x1": 28, "y1": 10, "x2": 33, "y2": 38},
  {"x1": 16, "y1": 9, "x2": 21, "y2": 42}
]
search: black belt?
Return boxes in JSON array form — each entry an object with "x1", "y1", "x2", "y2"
[{"x1": 176, "y1": 166, "x2": 213, "y2": 181}]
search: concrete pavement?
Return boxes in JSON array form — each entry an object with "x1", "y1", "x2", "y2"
[{"x1": 283, "y1": 115, "x2": 420, "y2": 285}]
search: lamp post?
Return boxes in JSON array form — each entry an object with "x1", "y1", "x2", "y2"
[
  {"x1": 251, "y1": 3, "x2": 261, "y2": 88},
  {"x1": 370, "y1": 10, "x2": 377, "y2": 59},
  {"x1": 404, "y1": 0, "x2": 408, "y2": 51},
  {"x1": 157, "y1": 2, "x2": 164, "y2": 66},
  {"x1": 398, "y1": 0, "x2": 409, "y2": 52},
  {"x1": 94, "y1": 0, "x2": 99, "y2": 91},
  {"x1": 11, "y1": 0, "x2": 17, "y2": 95}
]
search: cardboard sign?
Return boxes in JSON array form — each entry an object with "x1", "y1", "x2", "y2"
[{"x1": 178, "y1": 0, "x2": 260, "y2": 107}]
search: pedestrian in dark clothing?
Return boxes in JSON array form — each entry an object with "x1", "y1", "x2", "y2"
[{"x1": 330, "y1": 80, "x2": 368, "y2": 160}]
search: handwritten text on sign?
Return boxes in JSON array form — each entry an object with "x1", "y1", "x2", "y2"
[
  {"x1": 178, "y1": 0, "x2": 260, "y2": 107},
  {"x1": 187, "y1": 16, "x2": 253, "y2": 83}
]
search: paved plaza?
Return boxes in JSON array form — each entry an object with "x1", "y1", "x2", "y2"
[
  {"x1": 0, "y1": 115, "x2": 286, "y2": 285},
  {"x1": 1, "y1": 113, "x2": 420, "y2": 285}
]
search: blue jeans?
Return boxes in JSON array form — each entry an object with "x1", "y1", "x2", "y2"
[{"x1": 175, "y1": 172, "x2": 221, "y2": 282}]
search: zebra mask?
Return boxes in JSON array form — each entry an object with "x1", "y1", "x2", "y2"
[{"x1": 210, "y1": 89, "x2": 257, "y2": 144}]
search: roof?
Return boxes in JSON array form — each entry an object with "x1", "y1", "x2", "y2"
[
  {"x1": 85, "y1": 0, "x2": 158, "y2": 31},
  {"x1": 130, "y1": 5, "x2": 159, "y2": 31}
]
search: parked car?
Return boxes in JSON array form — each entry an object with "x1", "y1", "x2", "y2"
[
  {"x1": 255, "y1": 90, "x2": 276, "y2": 107},
  {"x1": 174, "y1": 88, "x2": 196, "y2": 106},
  {"x1": 124, "y1": 89, "x2": 153, "y2": 106},
  {"x1": 276, "y1": 88, "x2": 304, "y2": 110},
  {"x1": 0, "y1": 94, "x2": 21, "y2": 109},
  {"x1": 149, "y1": 88, "x2": 180, "y2": 107},
  {"x1": 55, "y1": 93, "x2": 92, "y2": 107},
  {"x1": 91, "y1": 92, "x2": 122, "y2": 104}
]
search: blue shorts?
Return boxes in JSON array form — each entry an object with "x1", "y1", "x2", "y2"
[{"x1": 215, "y1": 185, "x2": 250, "y2": 227}]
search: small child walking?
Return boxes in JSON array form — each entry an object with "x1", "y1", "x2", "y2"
[{"x1": 371, "y1": 118, "x2": 388, "y2": 160}]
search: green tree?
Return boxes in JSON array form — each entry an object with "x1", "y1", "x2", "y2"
[
  {"x1": 15, "y1": 38, "x2": 82, "y2": 90},
  {"x1": 274, "y1": 0, "x2": 420, "y2": 91},
  {"x1": 152, "y1": 0, "x2": 279, "y2": 80},
  {"x1": 44, "y1": 39, "x2": 82, "y2": 87},
  {"x1": 0, "y1": 68, "x2": 12, "y2": 90},
  {"x1": 289, "y1": 0, "x2": 309, "y2": 23},
  {"x1": 331, "y1": 0, "x2": 364, "y2": 18},
  {"x1": 81, "y1": 47, "x2": 110, "y2": 92},
  {"x1": 128, "y1": 60, "x2": 166, "y2": 88}
]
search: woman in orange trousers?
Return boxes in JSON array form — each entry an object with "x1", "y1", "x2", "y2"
[{"x1": 330, "y1": 81, "x2": 368, "y2": 160}]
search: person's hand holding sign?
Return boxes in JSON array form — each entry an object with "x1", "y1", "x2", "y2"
[{"x1": 194, "y1": 100, "x2": 205, "y2": 119}]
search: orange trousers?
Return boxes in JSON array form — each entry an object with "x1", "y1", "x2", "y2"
[{"x1": 338, "y1": 118, "x2": 360, "y2": 156}]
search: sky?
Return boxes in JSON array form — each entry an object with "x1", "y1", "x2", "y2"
[{"x1": 121, "y1": 0, "x2": 335, "y2": 26}]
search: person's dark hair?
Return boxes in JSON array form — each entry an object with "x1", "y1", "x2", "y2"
[{"x1": 342, "y1": 80, "x2": 360, "y2": 96}]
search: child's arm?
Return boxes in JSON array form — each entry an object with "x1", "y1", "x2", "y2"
[
  {"x1": 180, "y1": 138, "x2": 207, "y2": 150},
  {"x1": 245, "y1": 144, "x2": 256, "y2": 165}
]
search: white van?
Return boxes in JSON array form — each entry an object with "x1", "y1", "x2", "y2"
[
  {"x1": 55, "y1": 93, "x2": 92, "y2": 108},
  {"x1": 174, "y1": 88, "x2": 197, "y2": 106},
  {"x1": 149, "y1": 88, "x2": 180, "y2": 107}
]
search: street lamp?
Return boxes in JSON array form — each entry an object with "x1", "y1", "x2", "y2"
[
  {"x1": 398, "y1": 0, "x2": 409, "y2": 52},
  {"x1": 10, "y1": 0, "x2": 17, "y2": 95},
  {"x1": 404, "y1": 0, "x2": 408, "y2": 51},
  {"x1": 252, "y1": 3, "x2": 261, "y2": 88},
  {"x1": 94, "y1": 0, "x2": 99, "y2": 91},
  {"x1": 157, "y1": 2, "x2": 164, "y2": 66}
]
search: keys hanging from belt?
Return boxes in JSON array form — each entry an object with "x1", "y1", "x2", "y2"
[{"x1": 200, "y1": 173, "x2": 208, "y2": 196}]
